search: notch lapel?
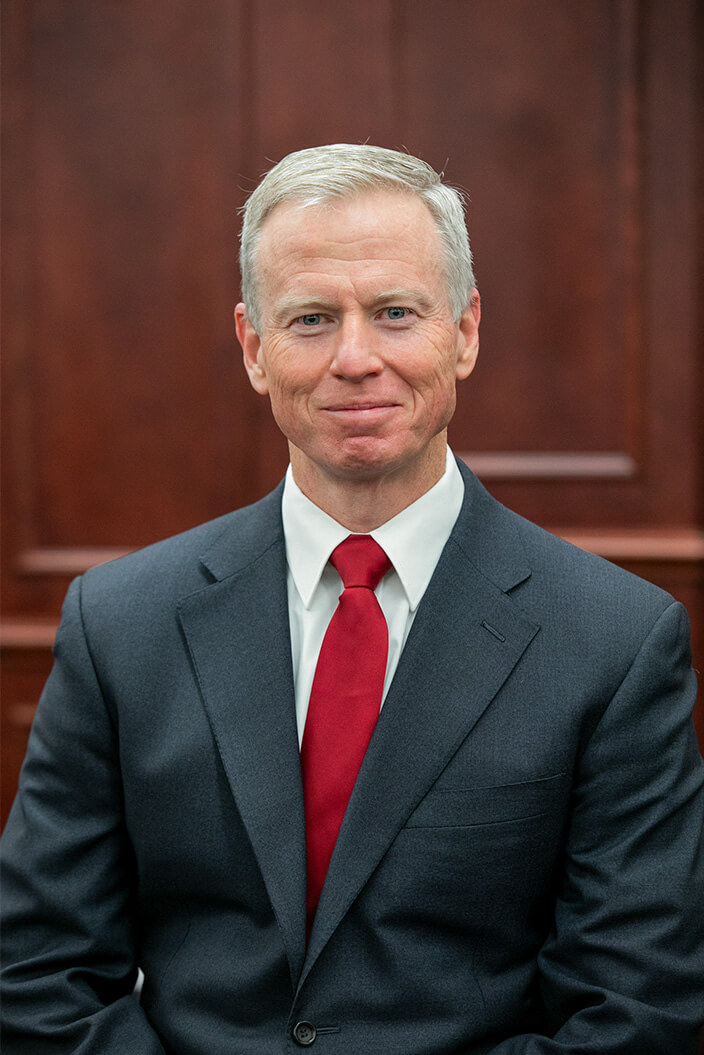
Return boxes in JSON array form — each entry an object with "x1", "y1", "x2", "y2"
[{"x1": 177, "y1": 490, "x2": 307, "y2": 985}]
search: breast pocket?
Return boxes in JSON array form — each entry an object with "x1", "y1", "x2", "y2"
[{"x1": 403, "y1": 772, "x2": 569, "y2": 829}]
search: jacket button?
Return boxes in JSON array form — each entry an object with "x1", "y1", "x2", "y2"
[{"x1": 292, "y1": 1020, "x2": 317, "y2": 1046}]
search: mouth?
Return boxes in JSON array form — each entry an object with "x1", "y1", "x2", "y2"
[
  {"x1": 320, "y1": 402, "x2": 402, "y2": 433},
  {"x1": 324, "y1": 401, "x2": 400, "y2": 414}
]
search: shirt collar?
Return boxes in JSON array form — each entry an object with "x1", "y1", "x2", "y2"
[{"x1": 282, "y1": 447, "x2": 465, "y2": 610}]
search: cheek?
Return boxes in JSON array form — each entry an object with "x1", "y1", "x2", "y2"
[
  {"x1": 262, "y1": 348, "x2": 319, "y2": 402},
  {"x1": 402, "y1": 354, "x2": 459, "y2": 406},
  {"x1": 262, "y1": 360, "x2": 322, "y2": 434},
  {"x1": 392, "y1": 329, "x2": 460, "y2": 386}
]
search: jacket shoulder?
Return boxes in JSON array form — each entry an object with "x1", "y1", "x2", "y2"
[
  {"x1": 503, "y1": 505, "x2": 679, "y2": 645},
  {"x1": 457, "y1": 460, "x2": 675, "y2": 625}
]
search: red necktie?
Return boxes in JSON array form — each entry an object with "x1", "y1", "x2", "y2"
[{"x1": 301, "y1": 534, "x2": 392, "y2": 935}]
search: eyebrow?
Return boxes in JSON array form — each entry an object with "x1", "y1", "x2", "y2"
[
  {"x1": 372, "y1": 289, "x2": 435, "y2": 312},
  {"x1": 271, "y1": 298, "x2": 337, "y2": 325},
  {"x1": 272, "y1": 288, "x2": 435, "y2": 325}
]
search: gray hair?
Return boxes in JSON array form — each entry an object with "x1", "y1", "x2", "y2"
[{"x1": 239, "y1": 144, "x2": 476, "y2": 333}]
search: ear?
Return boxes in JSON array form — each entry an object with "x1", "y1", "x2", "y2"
[
  {"x1": 455, "y1": 289, "x2": 481, "y2": 381},
  {"x1": 235, "y1": 303, "x2": 269, "y2": 395}
]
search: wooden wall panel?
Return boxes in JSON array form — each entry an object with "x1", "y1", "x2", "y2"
[
  {"x1": 250, "y1": 0, "x2": 398, "y2": 154},
  {"x1": 2, "y1": 0, "x2": 702, "y2": 830},
  {"x1": 2, "y1": 0, "x2": 254, "y2": 614}
]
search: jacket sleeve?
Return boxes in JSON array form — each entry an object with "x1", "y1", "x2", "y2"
[
  {"x1": 0, "y1": 576, "x2": 166, "y2": 1054},
  {"x1": 487, "y1": 600, "x2": 704, "y2": 1054}
]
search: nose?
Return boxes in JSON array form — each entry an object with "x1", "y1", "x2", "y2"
[{"x1": 330, "y1": 316, "x2": 383, "y2": 379}]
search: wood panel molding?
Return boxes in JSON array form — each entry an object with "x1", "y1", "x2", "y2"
[
  {"x1": 551, "y1": 529, "x2": 704, "y2": 563},
  {"x1": 461, "y1": 452, "x2": 638, "y2": 480},
  {"x1": 17, "y1": 547, "x2": 134, "y2": 576},
  {"x1": 1, "y1": 621, "x2": 59, "y2": 648}
]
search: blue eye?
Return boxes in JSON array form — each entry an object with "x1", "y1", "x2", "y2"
[
  {"x1": 299, "y1": 314, "x2": 322, "y2": 326},
  {"x1": 386, "y1": 307, "x2": 409, "y2": 320}
]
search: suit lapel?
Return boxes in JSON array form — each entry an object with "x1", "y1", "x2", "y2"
[
  {"x1": 301, "y1": 464, "x2": 540, "y2": 980},
  {"x1": 174, "y1": 465, "x2": 541, "y2": 990},
  {"x1": 177, "y1": 487, "x2": 307, "y2": 986}
]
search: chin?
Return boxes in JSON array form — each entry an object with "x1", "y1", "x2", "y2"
[{"x1": 322, "y1": 443, "x2": 422, "y2": 482}]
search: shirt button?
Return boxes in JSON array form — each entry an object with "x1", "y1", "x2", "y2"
[{"x1": 292, "y1": 1020, "x2": 317, "y2": 1046}]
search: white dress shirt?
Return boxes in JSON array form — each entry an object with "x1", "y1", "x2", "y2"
[{"x1": 282, "y1": 446, "x2": 465, "y2": 744}]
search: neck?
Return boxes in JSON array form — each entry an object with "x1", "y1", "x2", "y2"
[{"x1": 289, "y1": 436, "x2": 448, "y2": 532}]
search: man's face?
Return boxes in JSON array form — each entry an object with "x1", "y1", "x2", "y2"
[{"x1": 236, "y1": 190, "x2": 480, "y2": 497}]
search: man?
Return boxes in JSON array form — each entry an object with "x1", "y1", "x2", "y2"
[{"x1": 2, "y1": 144, "x2": 703, "y2": 1054}]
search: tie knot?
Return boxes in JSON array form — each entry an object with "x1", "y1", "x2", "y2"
[{"x1": 330, "y1": 534, "x2": 391, "y2": 591}]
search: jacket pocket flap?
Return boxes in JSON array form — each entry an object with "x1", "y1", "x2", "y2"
[{"x1": 404, "y1": 772, "x2": 568, "y2": 829}]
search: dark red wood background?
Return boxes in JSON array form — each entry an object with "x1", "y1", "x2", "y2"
[{"x1": 3, "y1": 0, "x2": 702, "y2": 839}]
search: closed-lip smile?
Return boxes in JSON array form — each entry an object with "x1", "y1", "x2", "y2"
[{"x1": 324, "y1": 401, "x2": 399, "y2": 412}]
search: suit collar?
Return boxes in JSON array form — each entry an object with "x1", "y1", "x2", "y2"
[
  {"x1": 452, "y1": 456, "x2": 532, "y2": 594},
  {"x1": 197, "y1": 480, "x2": 286, "y2": 583}
]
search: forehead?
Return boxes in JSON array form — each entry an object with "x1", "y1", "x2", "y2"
[{"x1": 255, "y1": 190, "x2": 445, "y2": 295}]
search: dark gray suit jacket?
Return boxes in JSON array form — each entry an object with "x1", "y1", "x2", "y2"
[{"x1": 2, "y1": 460, "x2": 704, "y2": 1054}]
